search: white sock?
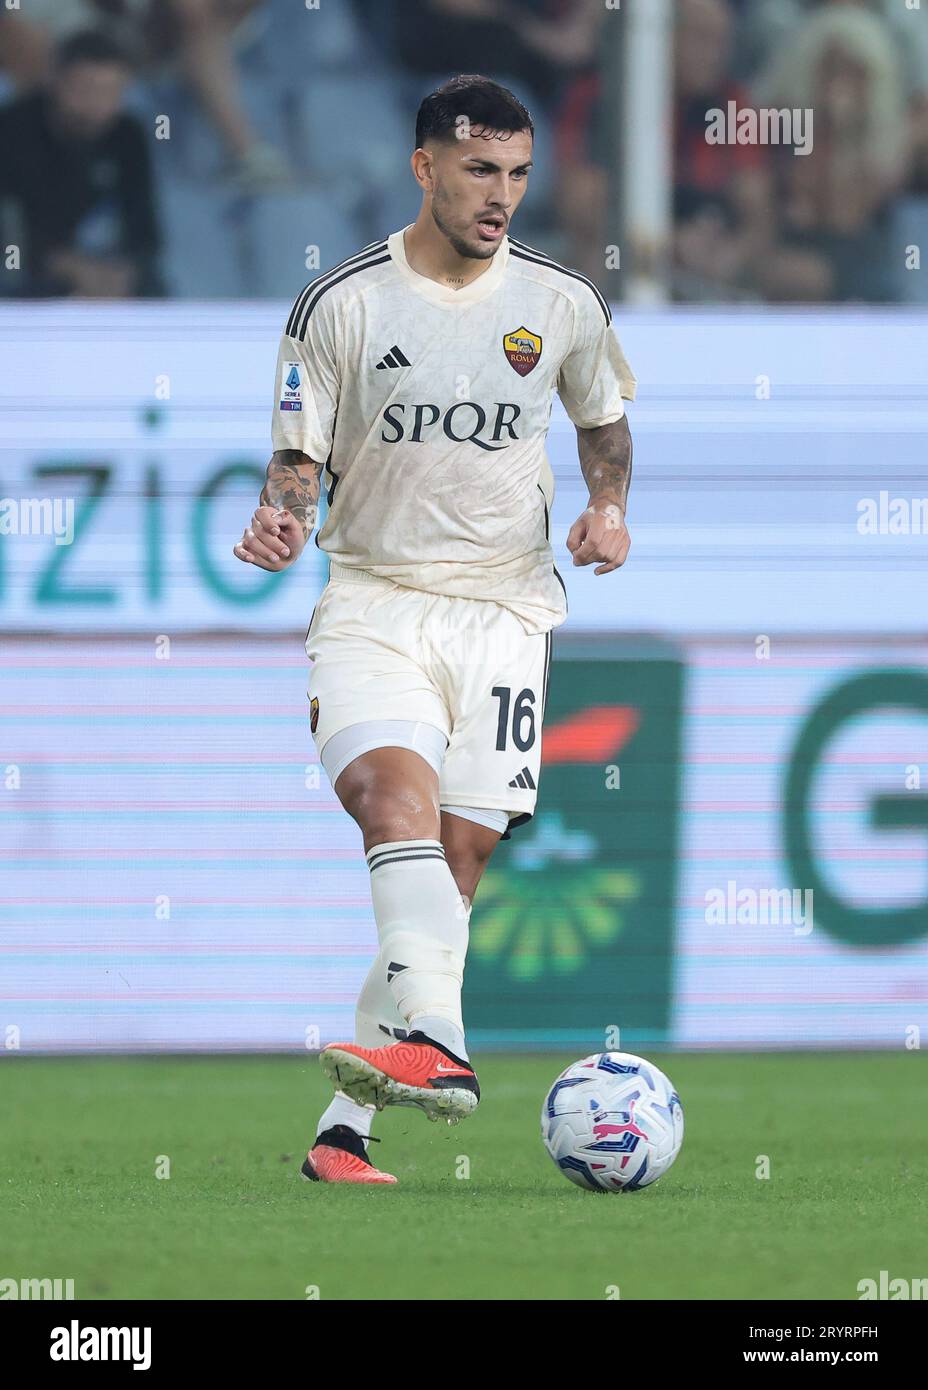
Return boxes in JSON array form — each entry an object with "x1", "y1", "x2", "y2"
[
  {"x1": 313, "y1": 952, "x2": 400, "y2": 1144},
  {"x1": 356, "y1": 948, "x2": 410, "y2": 1047},
  {"x1": 366, "y1": 839, "x2": 469, "y2": 1053},
  {"x1": 316, "y1": 1090, "x2": 374, "y2": 1142},
  {"x1": 356, "y1": 951, "x2": 469, "y2": 1061},
  {"x1": 410, "y1": 1014, "x2": 468, "y2": 1061}
]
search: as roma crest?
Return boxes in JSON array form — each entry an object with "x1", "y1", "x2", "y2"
[
  {"x1": 309, "y1": 696, "x2": 320, "y2": 733},
  {"x1": 503, "y1": 326, "x2": 542, "y2": 377}
]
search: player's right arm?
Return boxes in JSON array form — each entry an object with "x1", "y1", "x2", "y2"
[{"x1": 233, "y1": 450, "x2": 324, "y2": 571}]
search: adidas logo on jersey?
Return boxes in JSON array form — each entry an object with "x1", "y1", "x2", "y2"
[
  {"x1": 508, "y1": 767, "x2": 536, "y2": 790},
  {"x1": 375, "y1": 345, "x2": 410, "y2": 370}
]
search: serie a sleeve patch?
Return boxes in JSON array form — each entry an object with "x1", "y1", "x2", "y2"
[{"x1": 279, "y1": 360, "x2": 303, "y2": 411}]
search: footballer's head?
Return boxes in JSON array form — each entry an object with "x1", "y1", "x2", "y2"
[{"x1": 412, "y1": 75, "x2": 534, "y2": 260}]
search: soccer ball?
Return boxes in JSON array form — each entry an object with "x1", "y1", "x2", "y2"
[{"x1": 541, "y1": 1051, "x2": 684, "y2": 1193}]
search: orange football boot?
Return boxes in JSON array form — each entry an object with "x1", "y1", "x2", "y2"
[
  {"x1": 319, "y1": 1030, "x2": 480, "y2": 1124},
  {"x1": 300, "y1": 1125, "x2": 397, "y2": 1184}
]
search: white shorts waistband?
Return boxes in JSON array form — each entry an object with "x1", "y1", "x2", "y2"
[{"x1": 327, "y1": 561, "x2": 392, "y2": 587}]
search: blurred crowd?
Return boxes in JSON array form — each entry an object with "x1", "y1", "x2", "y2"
[
  {"x1": 670, "y1": 0, "x2": 928, "y2": 302},
  {"x1": 0, "y1": 0, "x2": 926, "y2": 303}
]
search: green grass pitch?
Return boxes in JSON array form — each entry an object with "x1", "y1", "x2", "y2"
[{"x1": 2, "y1": 1052, "x2": 924, "y2": 1301}]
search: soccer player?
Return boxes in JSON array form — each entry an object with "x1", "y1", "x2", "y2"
[{"x1": 234, "y1": 75, "x2": 636, "y2": 1184}]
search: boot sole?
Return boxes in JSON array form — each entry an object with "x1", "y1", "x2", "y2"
[{"x1": 320, "y1": 1048, "x2": 478, "y2": 1125}]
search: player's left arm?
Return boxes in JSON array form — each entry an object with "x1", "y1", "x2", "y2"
[
  {"x1": 566, "y1": 416, "x2": 633, "y2": 575},
  {"x1": 557, "y1": 288, "x2": 636, "y2": 577}
]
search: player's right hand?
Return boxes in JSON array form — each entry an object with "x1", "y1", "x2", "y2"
[{"x1": 233, "y1": 506, "x2": 305, "y2": 570}]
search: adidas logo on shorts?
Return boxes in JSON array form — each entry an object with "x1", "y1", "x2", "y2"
[{"x1": 508, "y1": 767, "x2": 536, "y2": 790}]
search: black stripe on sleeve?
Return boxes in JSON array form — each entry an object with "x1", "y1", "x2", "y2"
[
  {"x1": 284, "y1": 240, "x2": 389, "y2": 338},
  {"x1": 509, "y1": 241, "x2": 611, "y2": 326},
  {"x1": 295, "y1": 254, "x2": 391, "y2": 342}
]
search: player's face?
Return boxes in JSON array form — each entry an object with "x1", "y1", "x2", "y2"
[{"x1": 428, "y1": 127, "x2": 533, "y2": 260}]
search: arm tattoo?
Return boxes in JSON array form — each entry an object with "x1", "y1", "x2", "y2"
[
  {"x1": 260, "y1": 450, "x2": 324, "y2": 540},
  {"x1": 577, "y1": 416, "x2": 633, "y2": 512}
]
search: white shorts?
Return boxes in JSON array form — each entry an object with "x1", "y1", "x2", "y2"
[{"x1": 305, "y1": 565, "x2": 553, "y2": 827}]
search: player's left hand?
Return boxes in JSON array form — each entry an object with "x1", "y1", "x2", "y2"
[{"x1": 566, "y1": 502, "x2": 630, "y2": 575}]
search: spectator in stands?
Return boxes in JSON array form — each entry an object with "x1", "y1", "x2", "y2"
[
  {"x1": 0, "y1": 0, "x2": 287, "y2": 191},
  {"x1": 756, "y1": 3, "x2": 907, "y2": 301},
  {"x1": 0, "y1": 30, "x2": 161, "y2": 297},
  {"x1": 726, "y1": 0, "x2": 804, "y2": 84},
  {"x1": 388, "y1": 0, "x2": 601, "y2": 114},
  {"x1": 551, "y1": 57, "x2": 609, "y2": 286},
  {"x1": 554, "y1": 0, "x2": 775, "y2": 297},
  {"x1": 672, "y1": 0, "x2": 774, "y2": 300},
  {"x1": 859, "y1": 0, "x2": 928, "y2": 300}
]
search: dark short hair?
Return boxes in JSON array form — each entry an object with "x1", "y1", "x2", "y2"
[
  {"x1": 56, "y1": 29, "x2": 132, "y2": 71},
  {"x1": 415, "y1": 74, "x2": 533, "y2": 149}
]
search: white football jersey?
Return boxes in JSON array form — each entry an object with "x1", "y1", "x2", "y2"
[{"x1": 271, "y1": 227, "x2": 636, "y2": 634}]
